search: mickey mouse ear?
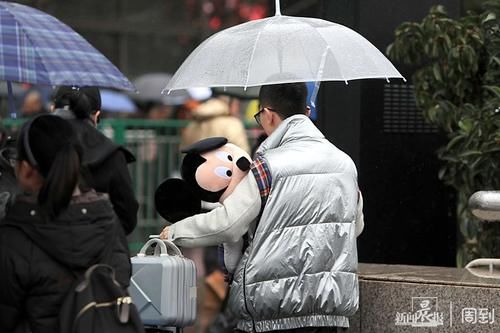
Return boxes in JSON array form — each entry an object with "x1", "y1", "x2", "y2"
[
  {"x1": 181, "y1": 137, "x2": 228, "y2": 154},
  {"x1": 155, "y1": 178, "x2": 202, "y2": 223}
]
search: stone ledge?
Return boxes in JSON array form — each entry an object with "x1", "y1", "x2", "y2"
[{"x1": 347, "y1": 264, "x2": 500, "y2": 332}]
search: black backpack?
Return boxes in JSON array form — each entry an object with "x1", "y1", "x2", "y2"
[{"x1": 59, "y1": 263, "x2": 145, "y2": 333}]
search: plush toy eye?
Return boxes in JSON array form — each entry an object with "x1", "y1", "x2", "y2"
[
  {"x1": 214, "y1": 166, "x2": 232, "y2": 179},
  {"x1": 216, "y1": 151, "x2": 233, "y2": 163}
]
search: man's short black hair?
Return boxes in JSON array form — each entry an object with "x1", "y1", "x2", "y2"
[{"x1": 259, "y1": 82, "x2": 308, "y2": 119}]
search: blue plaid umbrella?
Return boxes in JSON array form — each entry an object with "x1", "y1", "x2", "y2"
[{"x1": 0, "y1": 2, "x2": 133, "y2": 91}]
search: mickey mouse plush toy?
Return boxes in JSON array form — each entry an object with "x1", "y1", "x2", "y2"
[{"x1": 155, "y1": 137, "x2": 252, "y2": 273}]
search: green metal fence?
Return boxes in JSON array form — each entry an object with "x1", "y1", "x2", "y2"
[
  {"x1": 100, "y1": 119, "x2": 187, "y2": 253},
  {"x1": 2, "y1": 118, "x2": 259, "y2": 253}
]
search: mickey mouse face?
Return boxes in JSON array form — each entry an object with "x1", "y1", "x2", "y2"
[
  {"x1": 196, "y1": 147, "x2": 235, "y2": 192},
  {"x1": 155, "y1": 137, "x2": 252, "y2": 223},
  {"x1": 213, "y1": 151, "x2": 234, "y2": 177},
  {"x1": 195, "y1": 143, "x2": 251, "y2": 203},
  {"x1": 217, "y1": 143, "x2": 251, "y2": 202}
]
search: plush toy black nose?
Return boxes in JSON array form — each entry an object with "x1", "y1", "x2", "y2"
[{"x1": 236, "y1": 157, "x2": 251, "y2": 171}]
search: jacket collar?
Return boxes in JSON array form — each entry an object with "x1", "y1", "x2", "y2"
[
  {"x1": 53, "y1": 110, "x2": 135, "y2": 165},
  {"x1": 53, "y1": 107, "x2": 76, "y2": 119},
  {"x1": 53, "y1": 108, "x2": 94, "y2": 127},
  {"x1": 256, "y1": 115, "x2": 324, "y2": 155}
]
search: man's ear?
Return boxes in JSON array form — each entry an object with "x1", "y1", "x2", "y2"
[
  {"x1": 93, "y1": 110, "x2": 101, "y2": 126},
  {"x1": 18, "y1": 160, "x2": 39, "y2": 180},
  {"x1": 155, "y1": 178, "x2": 202, "y2": 223},
  {"x1": 16, "y1": 160, "x2": 43, "y2": 193},
  {"x1": 271, "y1": 109, "x2": 283, "y2": 126}
]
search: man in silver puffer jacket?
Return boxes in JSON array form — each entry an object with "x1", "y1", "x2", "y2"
[{"x1": 162, "y1": 83, "x2": 361, "y2": 332}]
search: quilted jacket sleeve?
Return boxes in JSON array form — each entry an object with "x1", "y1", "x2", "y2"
[{"x1": 168, "y1": 173, "x2": 261, "y2": 247}]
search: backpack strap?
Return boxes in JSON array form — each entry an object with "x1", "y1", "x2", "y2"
[{"x1": 74, "y1": 264, "x2": 119, "y2": 292}]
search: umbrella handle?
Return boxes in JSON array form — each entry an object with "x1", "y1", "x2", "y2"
[
  {"x1": 7, "y1": 81, "x2": 16, "y2": 119},
  {"x1": 275, "y1": 0, "x2": 281, "y2": 16}
]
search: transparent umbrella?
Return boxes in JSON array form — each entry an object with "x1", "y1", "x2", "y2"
[{"x1": 165, "y1": 0, "x2": 404, "y2": 93}]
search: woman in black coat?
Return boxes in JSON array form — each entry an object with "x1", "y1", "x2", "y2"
[
  {"x1": 52, "y1": 86, "x2": 139, "y2": 234},
  {"x1": 0, "y1": 115, "x2": 131, "y2": 333}
]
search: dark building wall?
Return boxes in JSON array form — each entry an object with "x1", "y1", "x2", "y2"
[
  {"x1": 14, "y1": 0, "x2": 226, "y2": 78},
  {"x1": 313, "y1": 0, "x2": 460, "y2": 266}
]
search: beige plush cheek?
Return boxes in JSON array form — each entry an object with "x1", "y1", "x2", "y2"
[
  {"x1": 195, "y1": 164, "x2": 230, "y2": 192},
  {"x1": 220, "y1": 168, "x2": 249, "y2": 202},
  {"x1": 225, "y1": 143, "x2": 251, "y2": 161}
]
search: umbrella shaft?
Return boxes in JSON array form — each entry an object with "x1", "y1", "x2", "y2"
[{"x1": 7, "y1": 81, "x2": 16, "y2": 119}]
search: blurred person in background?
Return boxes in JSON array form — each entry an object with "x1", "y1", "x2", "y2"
[
  {"x1": 52, "y1": 86, "x2": 139, "y2": 235},
  {"x1": 147, "y1": 103, "x2": 175, "y2": 120},
  {"x1": 172, "y1": 87, "x2": 213, "y2": 121},
  {"x1": 182, "y1": 97, "x2": 250, "y2": 153},
  {"x1": 19, "y1": 89, "x2": 48, "y2": 118}
]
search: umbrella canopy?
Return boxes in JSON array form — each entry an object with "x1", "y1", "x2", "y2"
[
  {"x1": 165, "y1": 0, "x2": 403, "y2": 92},
  {"x1": 133, "y1": 72, "x2": 211, "y2": 105},
  {"x1": 0, "y1": 2, "x2": 133, "y2": 90},
  {"x1": 212, "y1": 86, "x2": 260, "y2": 100},
  {"x1": 100, "y1": 89, "x2": 137, "y2": 113}
]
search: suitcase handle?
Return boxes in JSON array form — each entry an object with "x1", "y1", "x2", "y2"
[
  {"x1": 137, "y1": 238, "x2": 168, "y2": 257},
  {"x1": 161, "y1": 239, "x2": 183, "y2": 257},
  {"x1": 137, "y1": 238, "x2": 183, "y2": 257}
]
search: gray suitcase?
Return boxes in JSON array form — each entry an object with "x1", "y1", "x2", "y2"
[{"x1": 129, "y1": 238, "x2": 197, "y2": 327}]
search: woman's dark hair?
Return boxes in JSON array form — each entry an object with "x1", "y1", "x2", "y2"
[
  {"x1": 52, "y1": 86, "x2": 94, "y2": 119},
  {"x1": 17, "y1": 115, "x2": 82, "y2": 219}
]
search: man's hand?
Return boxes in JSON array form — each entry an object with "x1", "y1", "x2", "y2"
[{"x1": 160, "y1": 226, "x2": 169, "y2": 240}]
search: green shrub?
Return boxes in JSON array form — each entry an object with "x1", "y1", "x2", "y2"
[{"x1": 387, "y1": 1, "x2": 500, "y2": 266}]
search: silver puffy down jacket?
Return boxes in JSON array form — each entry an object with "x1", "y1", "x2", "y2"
[{"x1": 229, "y1": 115, "x2": 359, "y2": 332}]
